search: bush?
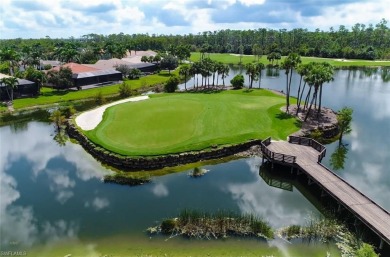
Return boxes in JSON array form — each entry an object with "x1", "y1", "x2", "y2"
[
  {"x1": 94, "y1": 91, "x2": 106, "y2": 105},
  {"x1": 230, "y1": 74, "x2": 244, "y2": 89},
  {"x1": 164, "y1": 75, "x2": 180, "y2": 93},
  {"x1": 118, "y1": 82, "x2": 132, "y2": 98},
  {"x1": 161, "y1": 219, "x2": 177, "y2": 234}
]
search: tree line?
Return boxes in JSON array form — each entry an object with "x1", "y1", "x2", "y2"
[{"x1": 0, "y1": 18, "x2": 389, "y2": 65}]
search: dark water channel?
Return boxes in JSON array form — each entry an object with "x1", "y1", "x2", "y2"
[{"x1": 1, "y1": 68, "x2": 389, "y2": 256}]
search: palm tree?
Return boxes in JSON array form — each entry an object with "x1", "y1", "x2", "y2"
[
  {"x1": 215, "y1": 62, "x2": 224, "y2": 87},
  {"x1": 281, "y1": 53, "x2": 301, "y2": 113},
  {"x1": 316, "y1": 62, "x2": 334, "y2": 116},
  {"x1": 209, "y1": 60, "x2": 218, "y2": 87},
  {"x1": 0, "y1": 48, "x2": 20, "y2": 75},
  {"x1": 303, "y1": 62, "x2": 334, "y2": 121},
  {"x1": 220, "y1": 64, "x2": 229, "y2": 87},
  {"x1": 255, "y1": 62, "x2": 265, "y2": 88},
  {"x1": 1, "y1": 77, "x2": 19, "y2": 102},
  {"x1": 295, "y1": 63, "x2": 311, "y2": 115},
  {"x1": 179, "y1": 64, "x2": 191, "y2": 91},
  {"x1": 245, "y1": 63, "x2": 257, "y2": 89}
]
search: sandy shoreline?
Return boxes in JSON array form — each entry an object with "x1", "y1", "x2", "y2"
[{"x1": 75, "y1": 95, "x2": 149, "y2": 131}]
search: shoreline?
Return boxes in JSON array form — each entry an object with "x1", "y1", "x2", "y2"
[{"x1": 66, "y1": 118, "x2": 263, "y2": 171}]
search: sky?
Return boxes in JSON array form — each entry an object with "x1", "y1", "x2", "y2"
[{"x1": 0, "y1": 0, "x2": 388, "y2": 39}]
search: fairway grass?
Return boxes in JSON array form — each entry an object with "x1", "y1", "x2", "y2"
[
  {"x1": 83, "y1": 89, "x2": 299, "y2": 156},
  {"x1": 190, "y1": 52, "x2": 390, "y2": 67}
]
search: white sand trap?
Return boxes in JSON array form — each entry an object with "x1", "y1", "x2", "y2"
[{"x1": 75, "y1": 95, "x2": 149, "y2": 130}]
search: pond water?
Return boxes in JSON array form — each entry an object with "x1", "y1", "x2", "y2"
[{"x1": 1, "y1": 68, "x2": 389, "y2": 256}]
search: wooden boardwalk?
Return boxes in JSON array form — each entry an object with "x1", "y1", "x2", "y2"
[{"x1": 261, "y1": 136, "x2": 390, "y2": 247}]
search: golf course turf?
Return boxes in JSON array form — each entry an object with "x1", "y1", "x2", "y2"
[{"x1": 83, "y1": 89, "x2": 299, "y2": 156}]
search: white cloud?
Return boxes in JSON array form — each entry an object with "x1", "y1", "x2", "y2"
[
  {"x1": 151, "y1": 182, "x2": 169, "y2": 197},
  {"x1": 238, "y1": 0, "x2": 266, "y2": 6},
  {"x1": 304, "y1": 0, "x2": 389, "y2": 30},
  {"x1": 1, "y1": 0, "x2": 388, "y2": 38},
  {"x1": 84, "y1": 196, "x2": 110, "y2": 211}
]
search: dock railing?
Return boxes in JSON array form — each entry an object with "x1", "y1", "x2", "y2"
[
  {"x1": 288, "y1": 136, "x2": 326, "y2": 163},
  {"x1": 261, "y1": 137, "x2": 296, "y2": 164}
]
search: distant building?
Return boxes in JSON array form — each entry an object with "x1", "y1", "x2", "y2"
[
  {"x1": 86, "y1": 58, "x2": 157, "y2": 73},
  {"x1": 0, "y1": 73, "x2": 38, "y2": 100},
  {"x1": 39, "y1": 60, "x2": 62, "y2": 70},
  {"x1": 50, "y1": 63, "x2": 122, "y2": 88}
]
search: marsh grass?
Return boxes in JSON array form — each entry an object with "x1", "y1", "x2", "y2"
[
  {"x1": 149, "y1": 209, "x2": 274, "y2": 240},
  {"x1": 103, "y1": 173, "x2": 151, "y2": 186},
  {"x1": 278, "y1": 215, "x2": 379, "y2": 257}
]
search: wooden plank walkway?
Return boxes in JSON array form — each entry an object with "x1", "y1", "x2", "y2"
[{"x1": 261, "y1": 136, "x2": 390, "y2": 247}]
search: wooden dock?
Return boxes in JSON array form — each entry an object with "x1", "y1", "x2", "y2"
[{"x1": 261, "y1": 136, "x2": 390, "y2": 248}]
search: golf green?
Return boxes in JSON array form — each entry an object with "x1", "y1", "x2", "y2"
[{"x1": 84, "y1": 90, "x2": 299, "y2": 156}]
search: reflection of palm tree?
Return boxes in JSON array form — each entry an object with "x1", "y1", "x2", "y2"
[
  {"x1": 330, "y1": 144, "x2": 349, "y2": 170},
  {"x1": 53, "y1": 130, "x2": 68, "y2": 146}
]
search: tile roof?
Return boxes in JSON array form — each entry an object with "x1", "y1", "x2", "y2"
[{"x1": 52, "y1": 63, "x2": 100, "y2": 73}]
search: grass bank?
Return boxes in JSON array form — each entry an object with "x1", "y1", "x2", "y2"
[
  {"x1": 189, "y1": 52, "x2": 390, "y2": 67},
  {"x1": 83, "y1": 89, "x2": 299, "y2": 156},
  {"x1": 1, "y1": 70, "x2": 177, "y2": 113},
  {"x1": 26, "y1": 234, "x2": 341, "y2": 257}
]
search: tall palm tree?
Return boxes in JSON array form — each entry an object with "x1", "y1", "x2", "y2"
[
  {"x1": 303, "y1": 62, "x2": 334, "y2": 121},
  {"x1": 179, "y1": 64, "x2": 191, "y2": 91},
  {"x1": 255, "y1": 62, "x2": 265, "y2": 88},
  {"x1": 281, "y1": 53, "x2": 301, "y2": 113},
  {"x1": 295, "y1": 63, "x2": 311, "y2": 115},
  {"x1": 220, "y1": 64, "x2": 229, "y2": 88},
  {"x1": 245, "y1": 63, "x2": 257, "y2": 89}
]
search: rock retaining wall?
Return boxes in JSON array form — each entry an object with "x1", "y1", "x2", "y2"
[{"x1": 66, "y1": 120, "x2": 262, "y2": 171}]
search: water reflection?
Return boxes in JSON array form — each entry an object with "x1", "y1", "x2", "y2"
[
  {"x1": 329, "y1": 144, "x2": 349, "y2": 171},
  {"x1": 1, "y1": 122, "x2": 322, "y2": 251},
  {"x1": 84, "y1": 197, "x2": 110, "y2": 211},
  {"x1": 0, "y1": 122, "x2": 108, "y2": 248},
  {"x1": 223, "y1": 157, "x2": 319, "y2": 228}
]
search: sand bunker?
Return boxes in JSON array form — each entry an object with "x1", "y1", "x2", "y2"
[{"x1": 75, "y1": 96, "x2": 149, "y2": 131}]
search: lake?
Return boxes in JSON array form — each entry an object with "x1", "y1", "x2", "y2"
[{"x1": 1, "y1": 68, "x2": 389, "y2": 256}]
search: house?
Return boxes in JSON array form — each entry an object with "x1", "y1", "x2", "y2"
[
  {"x1": 0, "y1": 73, "x2": 38, "y2": 100},
  {"x1": 50, "y1": 63, "x2": 122, "y2": 88},
  {"x1": 39, "y1": 60, "x2": 62, "y2": 70},
  {"x1": 86, "y1": 58, "x2": 157, "y2": 73}
]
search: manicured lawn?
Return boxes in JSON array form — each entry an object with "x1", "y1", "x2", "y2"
[
  {"x1": 190, "y1": 52, "x2": 390, "y2": 67},
  {"x1": 84, "y1": 89, "x2": 299, "y2": 156},
  {"x1": 10, "y1": 71, "x2": 177, "y2": 110}
]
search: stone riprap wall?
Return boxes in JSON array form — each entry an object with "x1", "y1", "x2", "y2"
[{"x1": 66, "y1": 120, "x2": 262, "y2": 171}]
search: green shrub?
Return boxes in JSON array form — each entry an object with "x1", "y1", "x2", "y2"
[
  {"x1": 118, "y1": 82, "x2": 132, "y2": 98},
  {"x1": 230, "y1": 74, "x2": 244, "y2": 89},
  {"x1": 164, "y1": 75, "x2": 180, "y2": 93},
  {"x1": 161, "y1": 219, "x2": 177, "y2": 234},
  {"x1": 94, "y1": 91, "x2": 106, "y2": 105}
]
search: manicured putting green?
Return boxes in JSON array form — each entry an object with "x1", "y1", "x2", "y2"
[{"x1": 84, "y1": 90, "x2": 299, "y2": 156}]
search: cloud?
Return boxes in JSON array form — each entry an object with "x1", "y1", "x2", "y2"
[
  {"x1": 222, "y1": 158, "x2": 316, "y2": 228},
  {"x1": 151, "y1": 182, "x2": 169, "y2": 197},
  {"x1": 85, "y1": 197, "x2": 110, "y2": 211},
  {"x1": 1, "y1": 0, "x2": 388, "y2": 39}
]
